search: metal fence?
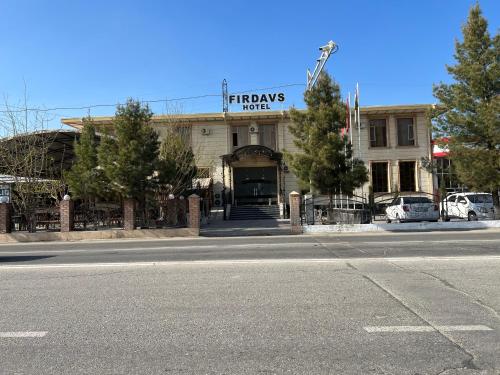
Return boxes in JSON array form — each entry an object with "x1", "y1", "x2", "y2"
[
  {"x1": 73, "y1": 202, "x2": 123, "y2": 231},
  {"x1": 301, "y1": 191, "x2": 445, "y2": 225},
  {"x1": 301, "y1": 194, "x2": 371, "y2": 225},
  {"x1": 8, "y1": 195, "x2": 205, "y2": 233},
  {"x1": 10, "y1": 202, "x2": 61, "y2": 232}
]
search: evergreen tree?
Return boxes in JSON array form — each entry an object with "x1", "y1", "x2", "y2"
[
  {"x1": 286, "y1": 72, "x2": 368, "y2": 206},
  {"x1": 65, "y1": 117, "x2": 103, "y2": 200},
  {"x1": 432, "y1": 4, "x2": 500, "y2": 207},
  {"x1": 98, "y1": 99, "x2": 160, "y2": 208}
]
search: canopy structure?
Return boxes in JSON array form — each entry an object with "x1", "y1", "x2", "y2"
[
  {"x1": 0, "y1": 130, "x2": 90, "y2": 178},
  {"x1": 221, "y1": 145, "x2": 283, "y2": 164}
]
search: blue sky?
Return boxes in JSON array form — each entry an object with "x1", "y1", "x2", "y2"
[{"x1": 0, "y1": 0, "x2": 498, "y2": 128}]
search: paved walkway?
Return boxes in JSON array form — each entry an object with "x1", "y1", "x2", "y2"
[{"x1": 201, "y1": 209, "x2": 290, "y2": 237}]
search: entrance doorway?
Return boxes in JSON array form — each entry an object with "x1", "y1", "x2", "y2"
[{"x1": 233, "y1": 167, "x2": 277, "y2": 205}]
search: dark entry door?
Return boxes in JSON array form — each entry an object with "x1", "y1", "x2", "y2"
[
  {"x1": 233, "y1": 167, "x2": 277, "y2": 205},
  {"x1": 399, "y1": 161, "x2": 416, "y2": 192}
]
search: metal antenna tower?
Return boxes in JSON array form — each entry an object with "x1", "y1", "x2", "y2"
[
  {"x1": 222, "y1": 79, "x2": 229, "y2": 113},
  {"x1": 306, "y1": 40, "x2": 338, "y2": 91}
]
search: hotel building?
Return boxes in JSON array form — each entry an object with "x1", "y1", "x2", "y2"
[{"x1": 62, "y1": 104, "x2": 434, "y2": 213}]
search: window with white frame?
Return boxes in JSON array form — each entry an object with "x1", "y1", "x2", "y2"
[
  {"x1": 231, "y1": 125, "x2": 249, "y2": 150},
  {"x1": 369, "y1": 119, "x2": 387, "y2": 147},
  {"x1": 259, "y1": 124, "x2": 276, "y2": 150},
  {"x1": 397, "y1": 118, "x2": 415, "y2": 146}
]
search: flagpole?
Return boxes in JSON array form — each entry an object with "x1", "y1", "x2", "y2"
[
  {"x1": 356, "y1": 82, "x2": 366, "y2": 206},
  {"x1": 356, "y1": 83, "x2": 361, "y2": 160},
  {"x1": 349, "y1": 92, "x2": 353, "y2": 146}
]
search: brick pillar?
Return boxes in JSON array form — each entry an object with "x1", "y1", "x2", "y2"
[
  {"x1": 60, "y1": 197, "x2": 74, "y2": 232},
  {"x1": 188, "y1": 194, "x2": 200, "y2": 233},
  {"x1": 123, "y1": 198, "x2": 136, "y2": 231},
  {"x1": 166, "y1": 197, "x2": 178, "y2": 226},
  {"x1": 0, "y1": 203, "x2": 12, "y2": 234},
  {"x1": 289, "y1": 191, "x2": 302, "y2": 234}
]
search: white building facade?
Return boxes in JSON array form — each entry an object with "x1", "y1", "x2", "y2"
[{"x1": 62, "y1": 104, "x2": 434, "y2": 210}]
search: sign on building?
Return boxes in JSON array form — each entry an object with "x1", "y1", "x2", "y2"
[
  {"x1": 229, "y1": 93, "x2": 285, "y2": 111},
  {"x1": 0, "y1": 184, "x2": 11, "y2": 203}
]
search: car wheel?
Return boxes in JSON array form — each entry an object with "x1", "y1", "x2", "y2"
[
  {"x1": 395, "y1": 214, "x2": 401, "y2": 224},
  {"x1": 386, "y1": 217, "x2": 392, "y2": 224},
  {"x1": 468, "y1": 211, "x2": 478, "y2": 221}
]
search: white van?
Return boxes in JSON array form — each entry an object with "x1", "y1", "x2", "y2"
[{"x1": 440, "y1": 193, "x2": 495, "y2": 221}]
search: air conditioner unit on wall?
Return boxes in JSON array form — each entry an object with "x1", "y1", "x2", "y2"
[{"x1": 200, "y1": 128, "x2": 211, "y2": 136}]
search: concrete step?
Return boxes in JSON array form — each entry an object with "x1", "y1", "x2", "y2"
[{"x1": 229, "y1": 205, "x2": 280, "y2": 220}]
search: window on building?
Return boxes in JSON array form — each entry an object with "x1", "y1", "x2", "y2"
[
  {"x1": 231, "y1": 125, "x2": 248, "y2": 150},
  {"x1": 259, "y1": 124, "x2": 276, "y2": 150},
  {"x1": 196, "y1": 167, "x2": 210, "y2": 178},
  {"x1": 399, "y1": 161, "x2": 416, "y2": 192},
  {"x1": 371, "y1": 162, "x2": 388, "y2": 193},
  {"x1": 397, "y1": 118, "x2": 415, "y2": 146},
  {"x1": 369, "y1": 119, "x2": 387, "y2": 147},
  {"x1": 167, "y1": 125, "x2": 192, "y2": 146}
]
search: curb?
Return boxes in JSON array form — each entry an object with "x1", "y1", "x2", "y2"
[{"x1": 302, "y1": 220, "x2": 500, "y2": 233}]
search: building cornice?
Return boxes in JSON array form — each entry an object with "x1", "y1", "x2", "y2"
[{"x1": 61, "y1": 104, "x2": 432, "y2": 129}]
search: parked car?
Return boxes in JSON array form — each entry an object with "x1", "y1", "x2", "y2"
[
  {"x1": 385, "y1": 196, "x2": 439, "y2": 223},
  {"x1": 440, "y1": 192, "x2": 495, "y2": 221}
]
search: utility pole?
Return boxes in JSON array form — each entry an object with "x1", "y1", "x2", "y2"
[
  {"x1": 222, "y1": 79, "x2": 229, "y2": 113},
  {"x1": 306, "y1": 40, "x2": 338, "y2": 91}
]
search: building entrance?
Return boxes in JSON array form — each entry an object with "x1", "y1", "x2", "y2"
[{"x1": 233, "y1": 167, "x2": 277, "y2": 205}]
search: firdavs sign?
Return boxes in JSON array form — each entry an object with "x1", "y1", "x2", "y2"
[{"x1": 229, "y1": 93, "x2": 285, "y2": 111}]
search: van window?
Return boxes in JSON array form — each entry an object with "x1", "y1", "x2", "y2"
[
  {"x1": 457, "y1": 196, "x2": 467, "y2": 204},
  {"x1": 468, "y1": 194, "x2": 493, "y2": 204},
  {"x1": 447, "y1": 195, "x2": 456, "y2": 203}
]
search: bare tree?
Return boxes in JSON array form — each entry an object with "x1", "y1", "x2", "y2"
[{"x1": 0, "y1": 94, "x2": 65, "y2": 232}]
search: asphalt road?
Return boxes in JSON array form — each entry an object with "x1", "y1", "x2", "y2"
[
  {"x1": 0, "y1": 230, "x2": 499, "y2": 265},
  {"x1": 1, "y1": 230, "x2": 500, "y2": 374}
]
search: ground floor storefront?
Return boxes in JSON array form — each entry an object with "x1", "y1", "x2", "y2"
[{"x1": 220, "y1": 145, "x2": 286, "y2": 215}]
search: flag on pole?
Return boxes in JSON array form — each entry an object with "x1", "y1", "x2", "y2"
[
  {"x1": 344, "y1": 95, "x2": 350, "y2": 140},
  {"x1": 355, "y1": 83, "x2": 361, "y2": 158}
]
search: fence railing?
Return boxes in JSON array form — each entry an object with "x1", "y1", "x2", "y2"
[
  {"x1": 2, "y1": 194, "x2": 205, "y2": 234},
  {"x1": 301, "y1": 194, "x2": 371, "y2": 225},
  {"x1": 73, "y1": 202, "x2": 123, "y2": 231},
  {"x1": 10, "y1": 205, "x2": 61, "y2": 232}
]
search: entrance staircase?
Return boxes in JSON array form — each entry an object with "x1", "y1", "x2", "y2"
[{"x1": 229, "y1": 205, "x2": 280, "y2": 220}]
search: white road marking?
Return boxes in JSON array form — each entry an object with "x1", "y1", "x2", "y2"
[
  {"x1": 360, "y1": 239, "x2": 499, "y2": 245},
  {"x1": 364, "y1": 325, "x2": 493, "y2": 333},
  {"x1": 436, "y1": 325, "x2": 493, "y2": 331},
  {"x1": 1, "y1": 255, "x2": 500, "y2": 270},
  {"x1": 0, "y1": 331, "x2": 47, "y2": 337},
  {"x1": 365, "y1": 326, "x2": 435, "y2": 332}
]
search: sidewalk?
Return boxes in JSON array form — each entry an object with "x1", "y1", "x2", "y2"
[{"x1": 302, "y1": 219, "x2": 500, "y2": 234}]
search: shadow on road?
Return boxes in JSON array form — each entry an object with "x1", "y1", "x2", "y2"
[{"x1": 0, "y1": 255, "x2": 55, "y2": 263}]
